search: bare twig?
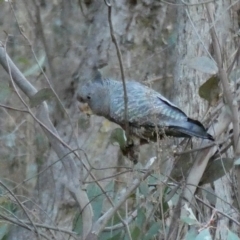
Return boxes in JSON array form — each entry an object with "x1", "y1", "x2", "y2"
[
  {"x1": 195, "y1": 196, "x2": 240, "y2": 226},
  {"x1": 85, "y1": 157, "x2": 155, "y2": 239},
  {"x1": 0, "y1": 213, "x2": 53, "y2": 240},
  {"x1": 9, "y1": 0, "x2": 81, "y2": 163},
  {"x1": 182, "y1": 108, "x2": 231, "y2": 206},
  {"x1": 181, "y1": 0, "x2": 214, "y2": 6},
  {"x1": 0, "y1": 181, "x2": 40, "y2": 237},
  {"x1": 31, "y1": 0, "x2": 56, "y2": 79},
  {"x1": 0, "y1": 43, "x2": 145, "y2": 238},
  {"x1": 104, "y1": 0, "x2": 130, "y2": 141},
  {"x1": 206, "y1": 3, "x2": 240, "y2": 153},
  {"x1": 0, "y1": 44, "x2": 93, "y2": 239}
]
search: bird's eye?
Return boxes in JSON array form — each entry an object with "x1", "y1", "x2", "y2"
[{"x1": 87, "y1": 95, "x2": 91, "y2": 100}]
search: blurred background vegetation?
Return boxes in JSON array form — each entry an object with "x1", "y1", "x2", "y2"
[{"x1": 0, "y1": 0, "x2": 239, "y2": 239}]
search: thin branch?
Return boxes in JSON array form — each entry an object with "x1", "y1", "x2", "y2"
[
  {"x1": 186, "y1": 9, "x2": 215, "y2": 63},
  {"x1": 0, "y1": 103, "x2": 29, "y2": 113},
  {"x1": 31, "y1": 0, "x2": 56, "y2": 79},
  {"x1": 86, "y1": 157, "x2": 156, "y2": 239},
  {"x1": 0, "y1": 181, "x2": 40, "y2": 237},
  {"x1": 174, "y1": 133, "x2": 232, "y2": 156},
  {"x1": 9, "y1": 0, "x2": 81, "y2": 167},
  {"x1": 195, "y1": 196, "x2": 240, "y2": 226},
  {"x1": 0, "y1": 213, "x2": 78, "y2": 238},
  {"x1": 0, "y1": 43, "x2": 144, "y2": 238},
  {"x1": 207, "y1": 3, "x2": 240, "y2": 153},
  {"x1": 182, "y1": 108, "x2": 231, "y2": 207},
  {"x1": 104, "y1": 0, "x2": 130, "y2": 141},
  {"x1": 0, "y1": 43, "x2": 93, "y2": 239},
  {"x1": 181, "y1": 0, "x2": 214, "y2": 6},
  {"x1": 0, "y1": 213, "x2": 53, "y2": 240}
]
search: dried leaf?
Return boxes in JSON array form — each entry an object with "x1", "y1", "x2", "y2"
[
  {"x1": 201, "y1": 158, "x2": 234, "y2": 184},
  {"x1": 29, "y1": 88, "x2": 55, "y2": 107},
  {"x1": 198, "y1": 76, "x2": 220, "y2": 105}
]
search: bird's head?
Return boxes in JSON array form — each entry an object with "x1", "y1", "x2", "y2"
[{"x1": 77, "y1": 78, "x2": 110, "y2": 117}]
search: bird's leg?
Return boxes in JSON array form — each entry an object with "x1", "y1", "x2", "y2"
[{"x1": 121, "y1": 136, "x2": 140, "y2": 164}]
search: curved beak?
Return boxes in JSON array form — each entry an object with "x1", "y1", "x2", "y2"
[{"x1": 78, "y1": 102, "x2": 93, "y2": 116}]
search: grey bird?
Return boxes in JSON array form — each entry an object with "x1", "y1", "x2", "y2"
[{"x1": 77, "y1": 75, "x2": 214, "y2": 142}]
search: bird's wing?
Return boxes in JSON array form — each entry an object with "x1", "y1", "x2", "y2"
[{"x1": 109, "y1": 81, "x2": 187, "y2": 128}]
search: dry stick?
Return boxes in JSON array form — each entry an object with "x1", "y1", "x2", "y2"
[
  {"x1": 207, "y1": 4, "x2": 240, "y2": 152},
  {"x1": 181, "y1": 112, "x2": 231, "y2": 219},
  {"x1": 7, "y1": 149, "x2": 81, "y2": 194},
  {"x1": 0, "y1": 205, "x2": 32, "y2": 231},
  {"x1": 0, "y1": 202, "x2": 77, "y2": 239},
  {"x1": 104, "y1": 0, "x2": 130, "y2": 142},
  {"x1": 0, "y1": 103, "x2": 29, "y2": 113},
  {"x1": 14, "y1": 194, "x2": 78, "y2": 240},
  {"x1": 227, "y1": 43, "x2": 240, "y2": 76},
  {"x1": 0, "y1": 45, "x2": 143, "y2": 239},
  {"x1": 179, "y1": 2, "x2": 234, "y2": 207},
  {"x1": 174, "y1": 133, "x2": 233, "y2": 156},
  {"x1": 0, "y1": 43, "x2": 139, "y2": 238},
  {"x1": 181, "y1": 0, "x2": 214, "y2": 6},
  {"x1": 88, "y1": 166, "x2": 154, "y2": 238},
  {"x1": 32, "y1": 0, "x2": 56, "y2": 79},
  {"x1": 195, "y1": 196, "x2": 240, "y2": 226},
  {"x1": 0, "y1": 44, "x2": 93, "y2": 239},
  {"x1": 102, "y1": 2, "x2": 136, "y2": 239},
  {"x1": 0, "y1": 213, "x2": 52, "y2": 240},
  {"x1": 207, "y1": 2, "x2": 240, "y2": 210},
  {"x1": 9, "y1": 0, "x2": 81, "y2": 161},
  {"x1": 0, "y1": 181, "x2": 40, "y2": 238}
]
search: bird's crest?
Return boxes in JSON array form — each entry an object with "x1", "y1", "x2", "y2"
[{"x1": 91, "y1": 69, "x2": 104, "y2": 85}]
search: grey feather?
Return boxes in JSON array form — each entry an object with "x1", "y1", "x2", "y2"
[{"x1": 77, "y1": 76, "x2": 214, "y2": 141}]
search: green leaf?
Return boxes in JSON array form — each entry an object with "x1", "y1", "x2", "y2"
[
  {"x1": 0, "y1": 224, "x2": 9, "y2": 239},
  {"x1": 109, "y1": 128, "x2": 127, "y2": 151},
  {"x1": 0, "y1": 82, "x2": 11, "y2": 101},
  {"x1": 198, "y1": 76, "x2": 220, "y2": 105},
  {"x1": 227, "y1": 230, "x2": 240, "y2": 240},
  {"x1": 181, "y1": 216, "x2": 198, "y2": 226},
  {"x1": 29, "y1": 88, "x2": 55, "y2": 107},
  {"x1": 234, "y1": 157, "x2": 240, "y2": 165},
  {"x1": 135, "y1": 207, "x2": 146, "y2": 228},
  {"x1": 143, "y1": 222, "x2": 160, "y2": 240},
  {"x1": 204, "y1": 187, "x2": 216, "y2": 206},
  {"x1": 139, "y1": 182, "x2": 149, "y2": 197},
  {"x1": 195, "y1": 228, "x2": 212, "y2": 240},
  {"x1": 99, "y1": 231, "x2": 123, "y2": 240},
  {"x1": 87, "y1": 183, "x2": 104, "y2": 221},
  {"x1": 201, "y1": 158, "x2": 234, "y2": 184},
  {"x1": 131, "y1": 226, "x2": 141, "y2": 239},
  {"x1": 23, "y1": 54, "x2": 46, "y2": 77},
  {"x1": 229, "y1": 68, "x2": 240, "y2": 82},
  {"x1": 108, "y1": 232, "x2": 123, "y2": 240},
  {"x1": 1, "y1": 133, "x2": 16, "y2": 148},
  {"x1": 188, "y1": 56, "x2": 218, "y2": 74},
  {"x1": 186, "y1": 227, "x2": 198, "y2": 240},
  {"x1": 72, "y1": 211, "x2": 82, "y2": 235},
  {"x1": 182, "y1": 204, "x2": 199, "y2": 226},
  {"x1": 105, "y1": 180, "x2": 115, "y2": 198},
  {"x1": 170, "y1": 152, "x2": 192, "y2": 181}
]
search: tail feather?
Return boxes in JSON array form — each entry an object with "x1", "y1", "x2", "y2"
[{"x1": 170, "y1": 118, "x2": 214, "y2": 141}]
